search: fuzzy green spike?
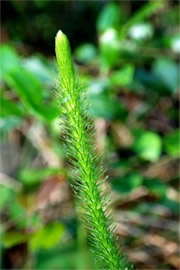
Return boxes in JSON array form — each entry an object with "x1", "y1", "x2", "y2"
[{"x1": 55, "y1": 30, "x2": 132, "y2": 270}]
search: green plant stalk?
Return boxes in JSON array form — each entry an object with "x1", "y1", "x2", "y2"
[{"x1": 55, "y1": 30, "x2": 132, "y2": 270}]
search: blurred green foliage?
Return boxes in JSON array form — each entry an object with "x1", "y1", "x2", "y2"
[{"x1": 0, "y1": 1, "x2": 179, "y2": 269}]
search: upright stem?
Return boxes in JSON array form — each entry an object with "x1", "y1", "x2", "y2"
[{"x1": 55, "y1": 30, "x2": 131, "y2": 270}]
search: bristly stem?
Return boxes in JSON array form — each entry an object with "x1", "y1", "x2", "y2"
[{"x1": 55, "y1": 30, "x2": 132, "y2": 270}]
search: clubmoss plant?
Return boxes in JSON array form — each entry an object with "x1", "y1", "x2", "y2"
[{"x1": 55, "y1": 30, "x2": 132, "y2": 270}]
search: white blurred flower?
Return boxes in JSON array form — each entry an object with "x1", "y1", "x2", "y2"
[
  {"x1": 129, "y1": 23, "x2": 153, "y2": 40},
  {"x1": 170, "y1": 36, "x2": 180, "y2": 53}
]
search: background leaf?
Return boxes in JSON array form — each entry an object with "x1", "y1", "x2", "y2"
[{"x1": 133, "y1": 131, "x2": 162, "y2": 162}]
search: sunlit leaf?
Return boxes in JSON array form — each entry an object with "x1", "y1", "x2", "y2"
[
  {"x1": 75, "y1": 44, "x2": 97, "y2": 63},
  {"x1": 0, "y1": 45, "x2": 20, "y2": 78},
  {"x1": 134, "y1": 131, "x2": 162, "y2": 162},
  {"x1": 4, "y1": 67, "x2": 57, "y2": 122},
  {"x1": 110, "y1": 65, "x2": 135, "y2": 87},
  {"x1": 30, "y1": 223, "x2": 65, "y2": 251},
  {"x1": 18, "y1": 168, "x2": 64, "y2": 186}
]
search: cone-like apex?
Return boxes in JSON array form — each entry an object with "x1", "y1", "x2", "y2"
[
  {"x1": 56, "y1": 30, "x2": 63, "y2": 39},
  {"x1": 55, "y1": 30, "x2": 68, "y2": 48},
  {"x1": 55, "y1": 30, "x2": 75, "y2": 89}
]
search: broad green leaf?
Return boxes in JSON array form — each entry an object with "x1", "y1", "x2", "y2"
[
  {"x1": 33, "y1": 245, "x2": 78, "y2": 270},
  {"x1": 75, "y1": 43, "x2": 97, "y2": 63},
  {"x1": 4, "y1": 67, "x2": 57, "y2": 122},
  {"x1": 160, "y1": 198, "x2": 179, "y2": 215},
  {"x1": 26, "y1": 213, "x2": 42, "y2": 228},
  {"x1": 33, "y1": 243, "x2": 98, "y2": 270},
  {"x1": 87, "y1": 78, "x2": 123, "y2": 120},
  {"x1": 0, "y1": 96, "x2": 25, "y2": 117},
  {"x1": 88, "y1": 78, "x2": 108, "y2": 95},
  {"x1": 2, "y1": 232, "x2": 27, "y2": 248},
  {"x1": 4, "y1": 67, "x2": 43, "y2": 108},
  {"x1": 23, "y1": 56, "x2": 55, "y2": 83},
  {"x1": 144, "y1": 178, "x2": 168, "y2": 198},
  {"x1": 89, "y1": 93, "x2": 126, "y2": 120},
  {"x1": 0, "y1": 46, "x2": 57, "y2": 121},
  {"x1": 0, "y1": 187, "x2": 27, "y2": 228},
  {"x1": 0, "y1": 186, "x2": 13, "y2": 210},
  {"x1": 110, "y1": 65, "x2": 135, "y2": 87},
  {"x1": 30, "y1": 223, "x2": 65, "y2": 251},
  {"x1": 8, "y1": 201, "x2": 26, "y2": 229},
  {"x1": 18, "y1": 168, "x2": 63, "y2": 186},
  {"x1": 111, "y1": 172, "x2": 143, "y2": 194},
  {"x1": 134, "y1": 131, "x2": 162, "y2": 162},
  {"x1": 110, "y1": 160, "x2": 129, "y2": 171},
  {"x1": 163, "y1": 129, "x2": 180, "y2": 157},
  {"x1": 97, "y1": 3, "x2": 120, "y2": 33},
  {"x1": 134, "y1": 68, "x2": 157, "y2": 90},
  {"x1": 0, "y1": 45, "x2": 20, "y2": 78},
  {"x1": 153, "y1": 58, "x2": 179, "y2": 93}
]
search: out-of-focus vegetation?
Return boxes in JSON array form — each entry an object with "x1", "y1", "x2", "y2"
[{"x1": 0, "y1": 1, "x2": 179, "y2": 269}]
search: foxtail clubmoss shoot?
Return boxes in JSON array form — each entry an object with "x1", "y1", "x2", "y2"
[{"x1": 55, "y1": 30, "x2": 132, "y2": 270}]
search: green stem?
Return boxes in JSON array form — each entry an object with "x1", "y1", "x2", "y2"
[{"x1": 55, "y1": 30, "x2": 132, "y2": 270}]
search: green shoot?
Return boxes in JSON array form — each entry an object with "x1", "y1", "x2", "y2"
[{"x1": 55, "y1": 30, "x2": 132, "y2": 270}]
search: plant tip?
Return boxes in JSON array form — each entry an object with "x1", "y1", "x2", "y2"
[{"x1": 56, "y1": 30, "x2": 63, "y2": 40}]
